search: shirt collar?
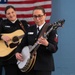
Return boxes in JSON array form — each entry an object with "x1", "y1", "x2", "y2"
[
  {"x1": 37, "y1": 22, "x2": 46, "y2": 30},
  {"x1": 11, "y1": 18, "x2": 17, "y2": 23}
]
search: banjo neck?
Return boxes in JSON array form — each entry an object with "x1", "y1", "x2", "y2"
[
  {"x1": 29, "y1": 19, "x2": 65, "y2": 53},
  {"x1": 29, "y1": 41, "x2": 40, "y2": 52},
  {"x1": 29, "y1": 25, "x2": 55, "y2": 52}
]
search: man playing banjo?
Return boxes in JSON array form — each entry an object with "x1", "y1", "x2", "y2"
[{"x1": 15, "y1": 6, "x2": 58, "y2": 75}]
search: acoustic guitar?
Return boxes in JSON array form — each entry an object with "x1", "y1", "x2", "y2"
[
  {"x1": 17, "y1": 19, "x2": 65, "y2": 72},
  {"x1": 0, "y1": 29, "x2": 24, "y2": 58}
]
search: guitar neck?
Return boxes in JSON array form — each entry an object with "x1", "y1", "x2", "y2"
[
  {"x1": 43, "y1": 26, "x2": 53, "y2": 38},
  {"x1": 29, "y1": 42, "x2": 40, "y2": 52},
  {"x1": 29, "y1": 19, "x2": 65, "y2": 53},
  {"x1": 29, "y1": 26, "x2": 54, "y2": 52}
]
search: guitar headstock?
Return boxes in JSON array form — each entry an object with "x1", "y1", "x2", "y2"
[{"x1": 50, "y1": 19, "x2": 65, "y2": 30}]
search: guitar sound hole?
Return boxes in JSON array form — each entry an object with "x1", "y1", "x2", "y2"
[
  {"x1": 12, "y1": 36, "x2": 19, "y2": 42},
  {"x1": 9, "y1": 42, "x2": 19, "y2": 48}
]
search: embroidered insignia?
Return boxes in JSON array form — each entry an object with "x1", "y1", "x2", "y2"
[
  {"x1": 28, "y1": 32, "x2": 34, "y2": 35},
  {"x1": 54, "y1": 34, "x2": 58, "y2": 42},
  {"x1": 5, "y1": 25, "x2": 10, "y2": 28}
]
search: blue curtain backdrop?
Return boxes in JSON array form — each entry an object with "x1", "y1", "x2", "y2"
[{"x1": 2, "y1": 0, "x2": 75, "y2": 75}]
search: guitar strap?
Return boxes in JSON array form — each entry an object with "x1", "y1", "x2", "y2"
[
  {"x1": 32, "y1": 23, "x2": 49, "y2": 54},
  {"x1": 38, "y1": 23, "x2": 49, "y2": 38},
  {"x1": 19, "y1": 21, "x2": 26, "y2": 33}
]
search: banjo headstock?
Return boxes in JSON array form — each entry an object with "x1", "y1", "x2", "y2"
[{"x1": 50, "y1": 19, "x2": 65, "y2": 30}]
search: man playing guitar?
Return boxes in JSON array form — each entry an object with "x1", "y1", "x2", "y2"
[{"x1": 0, "y1": 5, "x2": 28, "y2": 75}]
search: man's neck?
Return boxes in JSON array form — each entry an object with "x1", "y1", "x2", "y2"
[{"x1": 11, "y1": 18, "x2": 17, "y2": 23}]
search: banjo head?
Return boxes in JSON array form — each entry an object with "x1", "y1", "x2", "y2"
[{"x1": 17, "y1": 46, "x2": 30, "y2": 69}]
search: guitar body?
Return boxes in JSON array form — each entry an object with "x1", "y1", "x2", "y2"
[
  {"x1": 17, "y1": 46, "x2": 37, "y2": 72},
  {"x1": 0, "y1": 30, "x2": 24, "y2": 57}
]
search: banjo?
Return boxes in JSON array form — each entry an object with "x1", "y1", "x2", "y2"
[{"x1": 17, "y1": 19, "x2": 65, "y2": 72}]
